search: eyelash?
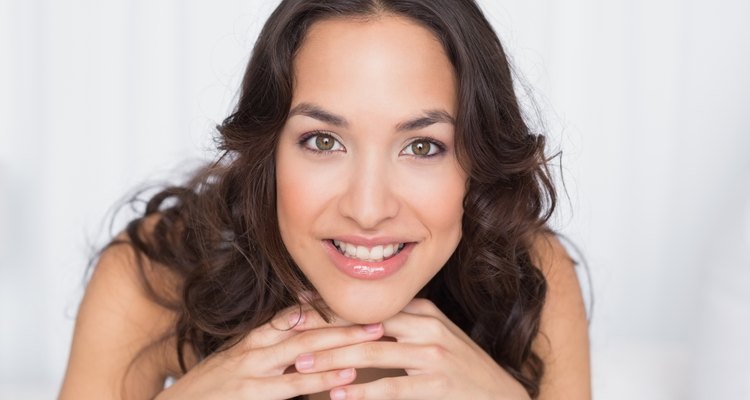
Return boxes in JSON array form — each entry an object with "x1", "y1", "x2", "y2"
[{"x1": 297, "y1": 130, "x2": 447, "y2": 158}]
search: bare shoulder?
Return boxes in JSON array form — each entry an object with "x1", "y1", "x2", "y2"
[
  {"x1": 530, "y1": 233, "x2": 592, "y2": 399},
  {"x1": 60, "y1": 214, "x2": 190, "y2": 399}
]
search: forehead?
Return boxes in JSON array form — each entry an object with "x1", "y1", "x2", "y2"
[{"x1": 291, "y1": 15, "x2": 457, "y2": 119}]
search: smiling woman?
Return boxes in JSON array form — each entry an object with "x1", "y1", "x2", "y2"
[
  {"x1": 277, "y1": 17, "x2": 466, "y2": 325},
  {"x1": 59, "y1": 1, "x2": 590, "y2": 399}
]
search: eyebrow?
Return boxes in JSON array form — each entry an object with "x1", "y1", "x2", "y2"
[{"x1": 288, "y1": 102, "x2": 455, "y2": 131}]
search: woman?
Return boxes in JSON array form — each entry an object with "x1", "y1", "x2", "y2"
[{"x1": 60, "y1": 0, "x2": 590, "y2": 399}]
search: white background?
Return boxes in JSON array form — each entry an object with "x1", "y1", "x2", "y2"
[{"x1": 2, "y1": 0, "x2": 749, "y2": 398}]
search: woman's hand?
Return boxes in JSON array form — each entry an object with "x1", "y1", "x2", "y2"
[
  {"x1": 155, "y1": 304, "x2": 385, "y2": 400},
  {"x1": 293, "y1": 298, "x2": 531, "y2": 400}
]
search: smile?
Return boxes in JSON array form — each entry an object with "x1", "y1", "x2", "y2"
[
  {"x1": 332, "y1": 240, "x2": 406, "y2": 262},
  {"x1": 323, "y1": 240, "x2": 416, "y2": 280}
]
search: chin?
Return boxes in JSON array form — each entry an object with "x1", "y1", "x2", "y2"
[{"x1": 322, "y1": 292, "x2": 411, "y2": 325}]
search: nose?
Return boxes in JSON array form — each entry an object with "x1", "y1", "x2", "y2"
[{"x1": 337, "y1": 154, "x2": 400, "y2": 230}]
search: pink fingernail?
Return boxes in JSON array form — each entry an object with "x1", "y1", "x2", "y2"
[
  {"x1": 338, "y1": 368, "x2": 354, "y2": 379},
  {"x1": 331, "y1": 388, "x2": 347, "y2": 400},
  {"x1": 288, "y1": 311, "x2": 304, "y2": 327},
  {"x1": 296, "y1": 353, "x2": 314, "y2": 370},
  {"x1": 363, "y1": 323, "x2": 381, "y2": 334}
]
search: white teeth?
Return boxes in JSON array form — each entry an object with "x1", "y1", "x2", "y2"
[
  {"x1": 332, "y1": 240, "x2": 406, "y2": 262},
  {"x1": 345, "y1": 243, "x2": 356, "y2": 257},
  {"x1": 356, "y1": 246, "x2": 369, "y2": 259},
  {"x1": 383, "y1": 244, "x2": 394, "y2": 258},
  {"x1": 370, "y1": 245, "x2": 383, "y2": 260}
]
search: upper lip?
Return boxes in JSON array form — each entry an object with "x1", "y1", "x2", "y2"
[{"x1": 328, "y1": 235, "x2": 416, "y2": 247}]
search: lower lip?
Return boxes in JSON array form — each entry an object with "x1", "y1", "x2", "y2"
[{"x1": 323, "y1": 240, "x2": 415, "y2": 280}]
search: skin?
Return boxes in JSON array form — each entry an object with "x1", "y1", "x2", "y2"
[
  {"x1": 276, "y1": 14, "x2": 466, "y2": 325},
  {"x1": 60, "y1": 14, "x2": 591, "y2": 400}
]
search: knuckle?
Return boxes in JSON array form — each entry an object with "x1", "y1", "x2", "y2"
[
  {"x1": 318, "y1": 348, "x2": 337, "y2": 369},
  {"x1": 321, "y1": 370, "x2": 335, "y2": 386},
  {"x1": 239, "y1": 331, "x2": 263, "y2": 351},
  {"x1": 237, "y1": 348, "x2": 258, "y2": 368},
  {"x1": 286, "y1": 374, "x2": 309, "y2": 394},
  {"x1": 294, "y1": 330, "x2": 317, "y2": 348},
  {"x1": 422, "y1": 316, "x2": 447, "y2": 338},
  {"x1": 423, "y1": 344, "x2": 447, "y2": 362}
]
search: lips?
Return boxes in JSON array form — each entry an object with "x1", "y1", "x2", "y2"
[{"x1": 323, "y1": 239, "x2": 416, "y2": 280}]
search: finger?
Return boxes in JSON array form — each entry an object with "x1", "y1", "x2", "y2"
[
  {"x1": 330, "y1": 375, "x2": 442, "y2": 400},
  {"x1": 295, "y1": 340, "x2": 434, "y2": 373},
  {"x1": 255, "y1": 368, "x2": 357, "y2": 399},
  {"x1": 290, "y1": 305, "x2": 356, "y2": 332},
  {"x1": 237, "y1": 304, "x2": 313, "y2": 350},
  {"x1": 401, "y1": 298, "x2": 445, "y2": 318},
  {"x1": 401, "y1": 298, "x2": 461, "y2": 334},
  {"x1": 239, "y1": 304, "x2": 355, "y2": 351},
  {"x1": 262, "y1": 322, "x2": 386, "y2": 372},
  {"x1": 381, "y1": 312, "x2": 455, "y2": 344},
  {"x1": 385, "y1": 301, "x2": 469, "y2": 344}
]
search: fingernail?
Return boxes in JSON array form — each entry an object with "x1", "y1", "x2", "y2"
[
  {"x1": 296, "y1": 353, "x2": 314, "y2": 370},
  {"x1": 363, "y1": 323, "x2": 381, "y2": 334},
  {"x1": 338, "y1": 368, "x2": 354, "y2": 379},
  {"x1": 288, "y1": 311, "x2": 304, "y2": 327},
  {"x1": 331, "y1": 388, "x2": 347, "y2": 400}
]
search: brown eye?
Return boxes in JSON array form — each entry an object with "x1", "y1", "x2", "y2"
[
  {"x1": 315, "y1": 134, "x2": 335, "y2": 151},
  {"x1": 300, "y1": 132, "x2": 344, "y2": 153},
  {"x1": 401, "y1": 138, "x2": 444, "y2": 158},
  {"x1": 410, "y1": 140, "x2": 431, "y2": 156}
]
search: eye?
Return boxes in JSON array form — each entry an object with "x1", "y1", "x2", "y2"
[
  {"x1": 299, "y1": 131, "x2": 345, "y2": 153},
  {"x1": 401, "y1": 138, "x2": 445, "y2": 158}
]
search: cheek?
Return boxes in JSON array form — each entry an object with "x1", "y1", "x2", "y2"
[
  {"x1": 401, "y1": 165, "x2": 466, "y2": 236},
  {"x1": 276, "y1": 152, "x2": 338, "y2": 243},
  {"x1": 277, "y1": 153, "x2": 310, "y2": 243}
]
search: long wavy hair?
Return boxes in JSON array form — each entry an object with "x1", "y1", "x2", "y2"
[{"x1": 99, "y1": 0, "x2": 557, "y2": 397}]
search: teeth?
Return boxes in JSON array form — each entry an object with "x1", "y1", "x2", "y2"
[
  {"x1": 370, "y1": 245, "x2": 383, "y2": 260},
  {"x1": 332, "y1": 240, "x2": 406, "y2": 262},
  {"x1": 356, "y1": 246, "x2": 368, "y2": 260},
  {"x1": 345, "y1": 243, "x2": 356, "y2": 257},
  {"x1": 383, "y1": 244, "x2": 394, "y2": 258}
]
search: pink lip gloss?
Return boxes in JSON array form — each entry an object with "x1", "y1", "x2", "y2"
[{"x1": 322, "y1": 240, "x2": 415, "y2": 280}]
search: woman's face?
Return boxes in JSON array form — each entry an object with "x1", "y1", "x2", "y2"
[{"x1": 276, "y1": 15, "x2": 467, "y2": 324}]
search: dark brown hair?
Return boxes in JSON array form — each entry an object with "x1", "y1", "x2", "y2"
[{"x1": 99, "y1": 0, "x2": 557, "y2": 397}]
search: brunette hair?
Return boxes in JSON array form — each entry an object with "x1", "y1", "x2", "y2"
[{"x1": 100, "y1": 0, "x2": 557, "y2": 397}]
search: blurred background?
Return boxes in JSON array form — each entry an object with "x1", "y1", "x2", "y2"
[{"x1": 1, "y1": 0, "x2": 749, "y2": 398}]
